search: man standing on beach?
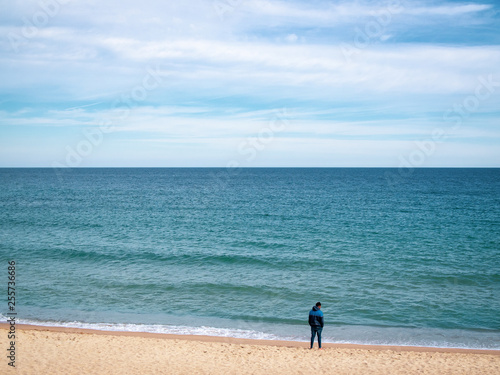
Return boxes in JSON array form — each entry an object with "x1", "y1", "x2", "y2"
[{"x1": 309, "y1": 302, "x2": 324, "y2": 349}]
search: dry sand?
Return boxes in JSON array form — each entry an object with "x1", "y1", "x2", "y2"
[{"x1": 1, "y1": 324, "x2": 499, "y2": 374}]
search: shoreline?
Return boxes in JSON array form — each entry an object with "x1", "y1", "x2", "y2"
[
  {"x1": 2, "y1": 323, "x2": 499, "y2": 355},
  {"x1": 3, "y1": 324, "x2": 500, "y2": 374}
]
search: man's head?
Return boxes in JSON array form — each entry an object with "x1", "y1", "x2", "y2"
[{"x1": 316, "y1": 302, "x2": 321, "y2": 308}]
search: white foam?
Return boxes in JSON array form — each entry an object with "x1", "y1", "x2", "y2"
[{"x1": 0, "y1": 314, "x2": 298, "y2": 341}]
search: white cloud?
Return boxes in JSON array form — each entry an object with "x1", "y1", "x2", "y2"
[
  {"x1": 240, "y1": 0, "x2": 493, "y2": 28},
  {"x1": 406, "y1": 3, "x2": 492, "y2": 16},
  {"x1": 87, "y1": 38, "x2": 500, "y2": 94},
  {"x1": 285, "y1": 33, "x2": 298, "y2": 43}
]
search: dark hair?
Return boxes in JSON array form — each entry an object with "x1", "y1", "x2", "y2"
[{"x1": 316, "y1": 302, "x2": 321, "y2": 307}]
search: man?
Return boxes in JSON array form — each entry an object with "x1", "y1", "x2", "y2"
[{"x1": 308, "y1": 302, "x2": 324, "y2": 349}]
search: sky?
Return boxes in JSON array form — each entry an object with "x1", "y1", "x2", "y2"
[{"x1": 0, "y1": 0, "x2": 499, "y2": 167}]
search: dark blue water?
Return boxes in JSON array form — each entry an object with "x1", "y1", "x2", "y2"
[{"x1": 1, "y1": 168, "x2": 499, "y2": 348}]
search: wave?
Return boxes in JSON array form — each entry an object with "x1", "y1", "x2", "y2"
[
  {"x1": 0, "y1": 314, "x2": 293, "y2": 341},
  {"x1": 31, "y1": 246, "x2": 322, "y2": 269}
]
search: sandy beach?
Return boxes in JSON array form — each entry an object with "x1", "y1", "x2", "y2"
[{"x1": 1, "y1": 324, "x2": 499, "y2": 374}]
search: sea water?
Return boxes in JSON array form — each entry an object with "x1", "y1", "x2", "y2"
[{"x1": 0, "y1": 168, "x2": 499, "y2": 349}]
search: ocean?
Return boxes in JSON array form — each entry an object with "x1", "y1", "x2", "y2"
[{"x1": 1, "y1": 168, "x2": 499, "y2": 349}]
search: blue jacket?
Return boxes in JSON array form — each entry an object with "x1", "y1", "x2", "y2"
[{"x1": 308, "y1": 306, "x2": 324, "y2": 327}]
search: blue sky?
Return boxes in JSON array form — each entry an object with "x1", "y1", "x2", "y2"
[{"x1": 1, "y1": 0, "x2": 499, "y2": 167}]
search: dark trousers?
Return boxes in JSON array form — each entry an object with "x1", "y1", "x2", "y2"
[{"x1": 310, "y1": 326, "x2": 323, "y2": 348}]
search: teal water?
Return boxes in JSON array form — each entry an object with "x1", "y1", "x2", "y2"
[{"x1": 1, "y1": 168, "x2": 499, "y2": 348}]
